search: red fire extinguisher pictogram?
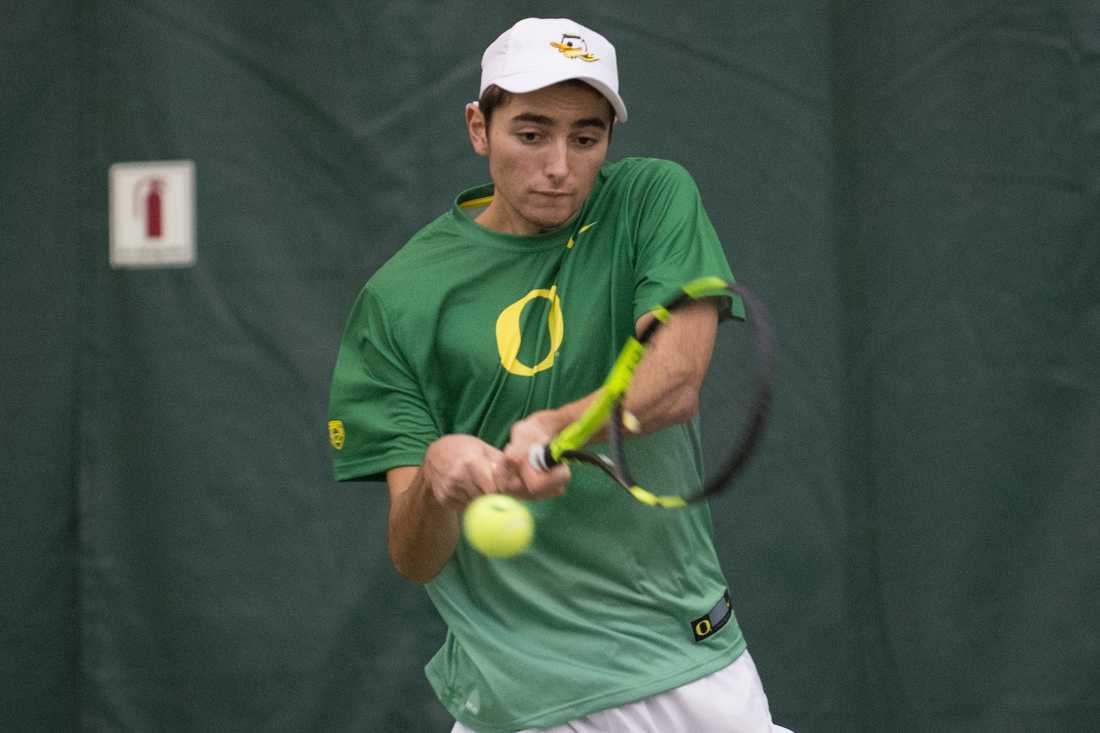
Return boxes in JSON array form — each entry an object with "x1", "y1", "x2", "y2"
[
  {"x1": 146, "y1": 180, "x2": 163, "y2": 238},
  {"x1": 134, "y1": 178, "x2": 165, "y2": 239}
]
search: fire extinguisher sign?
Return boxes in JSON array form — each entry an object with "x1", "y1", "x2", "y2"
[{"x1": 109, "y1": 160, "x2": 196, "y2": 268}]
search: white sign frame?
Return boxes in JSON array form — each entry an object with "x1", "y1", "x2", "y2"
[{"x1": 109, "y1": 160, "x2": 196, "y2": 269}]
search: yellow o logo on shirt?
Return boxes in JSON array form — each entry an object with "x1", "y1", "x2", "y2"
[{"x1": 495, "y1": 286, "x2": 564, "y2": 377}]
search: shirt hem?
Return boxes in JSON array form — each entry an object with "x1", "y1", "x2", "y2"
[
  {"x1": 333, "y1": 452, "x2": 424, "y2": 482},
  {"x1": 443, "y1": 640, "x2": 748, "y2": 733}
]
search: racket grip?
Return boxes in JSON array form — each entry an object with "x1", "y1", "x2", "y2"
[{"x1": 528, "y1": 443, "x2": 556, "y2": 471}]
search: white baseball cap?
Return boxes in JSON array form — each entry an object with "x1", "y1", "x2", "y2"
[{"x1": 479, "y1": 17, "x2": 628, "y2": 123}]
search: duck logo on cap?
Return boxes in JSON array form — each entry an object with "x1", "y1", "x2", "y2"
[{"x1": 550, "y1": 33, "x2": 598, "y2": 62}]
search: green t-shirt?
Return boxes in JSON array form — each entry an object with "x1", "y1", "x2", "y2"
[{"x1": 328, "y1": 157, "x2": 747, "y2": 732}]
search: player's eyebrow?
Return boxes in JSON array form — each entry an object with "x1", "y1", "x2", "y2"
[
  {"x1": 509, "y1": 112, "x2": 608, "y2": 130},
  {"x1": 509, "y1": 112, "x2": 555, "y2": 126},
  {"x1": 572, "y1": 116, "x2": 608, "y2": 130}
]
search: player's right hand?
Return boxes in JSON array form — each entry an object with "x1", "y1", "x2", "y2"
[
  {"x1": 422, "y1": 435, "x2": 523, "y2": 511},
  {"x1": 503, "y1": 411, "x2": 572, "y2": 500}
]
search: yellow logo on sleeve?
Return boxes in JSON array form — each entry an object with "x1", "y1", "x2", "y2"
[
  {"x1": 495, "y1": 286, "x2": 564, "y2": 377},
  {"x1": 328, "y1": 420, "x2": 346, "y2": 450}
]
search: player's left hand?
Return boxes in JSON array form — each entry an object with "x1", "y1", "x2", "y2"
[{"x1": 503, "y1": 410, "x2": 571, "y2": 500}]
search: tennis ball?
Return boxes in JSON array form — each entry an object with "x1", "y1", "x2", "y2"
[{"x1": 463, "y1": 494, "x2": 534, "y2": 558}]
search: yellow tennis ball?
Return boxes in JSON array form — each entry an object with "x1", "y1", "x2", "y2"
[{"x1": 463, "y1": 494, "x2": 534, "y2": 558}]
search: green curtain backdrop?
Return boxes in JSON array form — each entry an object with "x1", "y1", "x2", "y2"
[
  {"x1": 834, "y1": 2, "x2": 1100, "y2": 730},
  {"x1": 1, "y1": 4, "x2": 81, "y2": 732},
  {"x1": 2, "y1": 1, "x2": 1096, "y2": 731}
]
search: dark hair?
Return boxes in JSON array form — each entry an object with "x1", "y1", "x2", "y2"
[
  {"x1": 477, "y1": 84, "x2": 514, "y2": 130},
  {"x1": 478, "y1": 80, "x2": 616, "y2": 131}
]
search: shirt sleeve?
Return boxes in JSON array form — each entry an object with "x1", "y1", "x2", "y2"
[
  {"x1": 629, "y1": 159, "x2": 745, "y2": 323},
  {"x1": 327, "y1": 286, "x2": 439, "y2": 482}
]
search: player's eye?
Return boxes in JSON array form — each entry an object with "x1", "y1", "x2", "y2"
[{"x1": 517, "y1": 131, "x2": 541, "y2": 143}]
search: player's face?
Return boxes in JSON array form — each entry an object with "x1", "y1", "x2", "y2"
[{"x1": 469, "y1": 83, "x2": 612, "y2": 235}]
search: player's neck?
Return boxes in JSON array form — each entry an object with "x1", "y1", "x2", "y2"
[{"x1": 475, "y1": 198, "x2": 577, "y2": 237}]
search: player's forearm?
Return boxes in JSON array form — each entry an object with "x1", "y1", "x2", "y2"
[
  {"x1": 547, "y1": 355, "x2": 700, "y2": 442},
  {"x1": 546, "y1": 300, "x2": 717, "y2": 439},
  {"x1": 387, "y1": 470, "x2": 460, "y2": 584},
  {"x1": 621, "y1": 350, "x2": 704, "y2": 431}
]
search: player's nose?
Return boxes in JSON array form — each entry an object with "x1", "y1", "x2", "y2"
[{"x1": 544, "y1": 139, "x2": 569, "y2": 181}]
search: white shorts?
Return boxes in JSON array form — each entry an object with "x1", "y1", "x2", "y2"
[{"x1": 451, "y1": 650, "x2": 794, "y2": 733}]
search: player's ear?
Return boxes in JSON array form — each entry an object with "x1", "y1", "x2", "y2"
[{"x1": 466, "y1": 102, "x2": 489, "y2": 157}]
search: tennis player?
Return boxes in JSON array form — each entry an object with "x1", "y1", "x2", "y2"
[{"x1": 328, "y1": 17, "x2": 793, "y2": 733}]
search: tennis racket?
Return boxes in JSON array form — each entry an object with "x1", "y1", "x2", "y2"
[{"x1": 528, "y1": 277, "x2": 775, "y2": 508}]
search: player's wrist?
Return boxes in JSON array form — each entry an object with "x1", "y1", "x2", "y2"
[
  {"x1": 416, "y1": 450, "x2": 465, "y2": 513},
  {"x1": 538, "y1": 403, "x2": 589, "y2": 437},
  {"x1": 533, "y1": 408, "x2": 570, "y2": 436}
]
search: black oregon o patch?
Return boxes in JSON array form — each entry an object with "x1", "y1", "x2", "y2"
[{"x1": 690, "y1": 590, "x2": 732, "y2": 642}]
